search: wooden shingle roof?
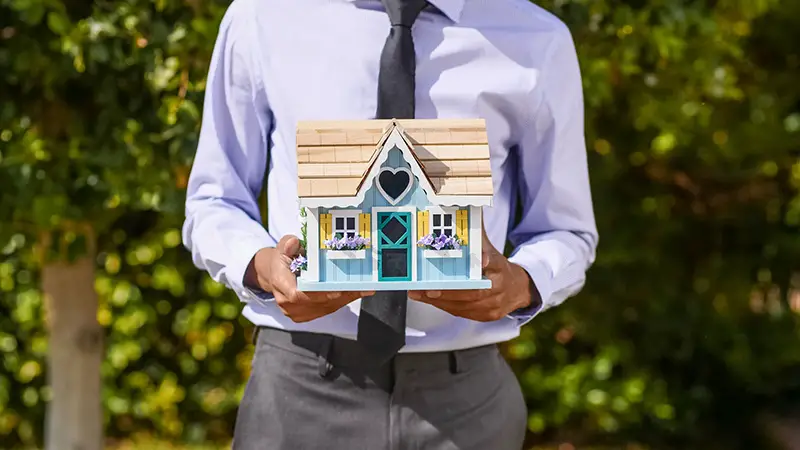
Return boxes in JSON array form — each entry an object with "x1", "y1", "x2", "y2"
[{"x1": 296, "y1": 119, "x2": 493, "y2": 198}]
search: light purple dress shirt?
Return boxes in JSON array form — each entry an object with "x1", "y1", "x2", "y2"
[{"x1": 182, "y1": 0, "x2": 599, "y2": 352}]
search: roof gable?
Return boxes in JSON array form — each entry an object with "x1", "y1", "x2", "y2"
[
  {"x1": 296, "y1": 119, "x2": 494, "y2": 208},
  {"x1": 355, "y1": 123, "x2": 434, "y2": 194},
  {"x1": 357, "y1": 127, "x2": 438, "y2": 206}
]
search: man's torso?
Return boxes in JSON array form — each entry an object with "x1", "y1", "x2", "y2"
[{"x1": 239, "y1": 0, "x2": 566, "y2": 351}]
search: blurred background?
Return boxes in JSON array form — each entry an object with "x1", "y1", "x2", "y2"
[{"x1": 1, "y1": 0, "x2": 800, "y2": 449}]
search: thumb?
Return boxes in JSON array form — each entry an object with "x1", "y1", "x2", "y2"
[{"x1": 277, "y1": 234, "x2": 301, "y2": 258}]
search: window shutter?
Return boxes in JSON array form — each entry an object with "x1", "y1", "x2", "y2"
[
  {"x1": 359, "y1": 213, "x2": 371, "y2": 245},
  {"x1": 320, "y1": 213, "x2": 332, "y2": 248},
  {"x1": 417, "y1": 210, "x2": 429, "y2": 239},
  {"x1": 456, "y1": 209, "x2": 469, "y2": 244}
]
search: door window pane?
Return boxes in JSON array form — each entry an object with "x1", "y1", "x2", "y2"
[
  {"x1": 381, "y1": 249, "x2": 408, "y2": 278},
  {"x1": 382, "y1": 217, "x2": 406, "y2": 243}
]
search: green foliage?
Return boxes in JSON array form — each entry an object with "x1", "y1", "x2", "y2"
[
  {"x1": 505, "y1": 0, "x2": 800, "y2": 448},
  {"x1": 299, "y1": 207, "x2": 308, "y2": 251},
  {"x1": 1, "y1": 0, "x2": 799, "y2": 449},
  {"x1": 0, "y1": 217, "x2": 254, "y2": 448},
  {"x1": 0, "y1": 0, "x2": 224, "y2": 254}
]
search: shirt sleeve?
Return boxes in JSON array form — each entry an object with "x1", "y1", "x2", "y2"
[
  {"x1": 506, "y1": 24, "x2": 599, "y2": 325},
  {"x1": 182, "y1": 0, "x2": 277, "y2": 302}
]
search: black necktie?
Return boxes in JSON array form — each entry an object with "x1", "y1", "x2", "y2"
[{"x1": 357, "y1": 0, "x2": 429, "y2": 364}]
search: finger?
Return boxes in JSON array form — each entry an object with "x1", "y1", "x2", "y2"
[
  {"x1": 302, "y1": 290, "x2": 375, "y2": 304},
  {"x1": 277, "y1": 234, "x2": 302, "y2": 259},
  {"x1": 412, "y1": 288, "x2": 489, "y2": 303},
  {"x1": 421, "y1": 295, "x2": 505, "y2": 319},
  {"x1": 270, "y1": 267, "x2": 299, "y2": 299},
  {"x1": 409, "y1": 288, "x2": 484, "y2": 302},
  {"x1": 291, "y1": 291, "x2": 369, "y2": 322},
  {"x1": 409, "y1": 290, "x2": 443, "y2": 301},
  {"x1": 332, "y1": 291, "x2": 372, "y2": 305},
  {"x1": 292, "y1": 299, "x2": 352, "y2": 322},
  {"x1": 419, "y1": 296, "x2": 493, "y2": 317},
  {"x1": 274, "y1": 291, "x2": 292, "y2": 309},
  {"x1": 408, "y1": 270, "x2": 503, "y2": 302},
  {"x1": 301, "y1": 291, "x2": 343, "y2": 303}
]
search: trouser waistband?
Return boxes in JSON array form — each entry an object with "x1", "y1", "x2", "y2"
[{"x1": 252, "y1": 326, "x2": 499, "y2": 380}]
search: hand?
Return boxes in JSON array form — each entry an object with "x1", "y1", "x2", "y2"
[
  {"x1": 245, "y1": 235, "x2": 375, "y2": 323},
  {"x1": 408, "y1": 228, "x2": 540, "y2": 322}
]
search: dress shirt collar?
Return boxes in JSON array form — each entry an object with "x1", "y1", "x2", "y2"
[{"x1": 345, "y1": 0, "x2": 465, "y2": 23}]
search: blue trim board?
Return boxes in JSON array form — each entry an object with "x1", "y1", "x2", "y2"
[{"x1": 297, "y1": 279, "x2": 492, "y2": 292}]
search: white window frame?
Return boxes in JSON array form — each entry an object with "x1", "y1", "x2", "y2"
[
  {"x1": 330, "y1": 209, "x2": 362, "y2": 239},
  {"x1": 427, "y1": 206, "x2": 457, "y2": 238}
]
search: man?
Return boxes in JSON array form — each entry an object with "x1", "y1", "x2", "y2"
[{"x1": 182, "y1": 0, "x2": 598, "y2": 448}]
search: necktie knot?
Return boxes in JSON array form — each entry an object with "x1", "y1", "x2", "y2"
[{"x1": 381, "y1": 0, "x2": 429, "y2": 28}]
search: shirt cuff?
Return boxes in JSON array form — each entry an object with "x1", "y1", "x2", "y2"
[
  {"x1": 507, "y1": 297, "x2": 544, "y2": 324},
  {"x1": 506, "y1": 255, "x2": 553, "y2": 327},
  {"x1": 225, "y1": 234, "x2": 277, "y2": 304},
  {"x1": 242, "y1": 284, "x2": 275, "y2": 304}
]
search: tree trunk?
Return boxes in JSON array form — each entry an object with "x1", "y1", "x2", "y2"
[{"x1": 42, "y1": 255, "x2": 103, "y2": 450}]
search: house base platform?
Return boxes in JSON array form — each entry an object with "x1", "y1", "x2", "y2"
[{"x1": 297, "y1": 279, "x2": 492, "y2": 292}]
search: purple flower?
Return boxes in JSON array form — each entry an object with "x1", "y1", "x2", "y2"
[
  {"x1": 326, "y1": 234, "x2": 369, "y2": 250},
  {"x1": 417, "y1": 233, "x2": 462, "y2": 250},
  {"x1": 290, "y1": 255, "x2": 307, "y2": 274},
  {"x1": 353, "y1": 236, "x2": 370, "y2": 249},
  {"x1": 418, "y1": 234, "x2": 435, "y2": 247}
]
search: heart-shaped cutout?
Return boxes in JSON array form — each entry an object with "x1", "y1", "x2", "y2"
[{"x1": 376, "y1": 167, "x2": 412, "y2": 205}]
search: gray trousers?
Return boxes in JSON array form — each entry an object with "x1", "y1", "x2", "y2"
[{"x1": 232, "y1": 327, "x2": 527, "y2": 450}]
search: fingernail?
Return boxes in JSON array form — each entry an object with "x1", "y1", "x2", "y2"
[
  {"x1": 327, "y1": 292, "x2": 342, "y2": 299},
  {"x1": 427, "y1": 291, "x2": 441, "y2": 298}
]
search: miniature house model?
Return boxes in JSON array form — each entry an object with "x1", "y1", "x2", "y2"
[{"x1": 296, "y1": 119, "x2": 494, "y2": 292}]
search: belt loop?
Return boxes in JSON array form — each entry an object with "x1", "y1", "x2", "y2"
[
  {"x1": 318, "y1": 336, "x2": 335, "y2": 379},
  {"x1": 251, "y1": 326, "x2": 261, "y2": 346},
  {"x1": 448, "y1": 351, "x2": 461, "y2": 374}
]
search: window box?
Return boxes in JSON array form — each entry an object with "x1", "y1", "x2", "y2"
[
  {"x1": 422, "y1": 249, "x2": 463, "y2": 258},
  {"x1": 326, "y1": 249, "x2": 367, "y2": 260}
]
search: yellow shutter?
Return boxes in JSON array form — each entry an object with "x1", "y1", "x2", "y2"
[
  {"x1": 320, "y1": 213, "x2": 332, "y2": 248},
  {"x1": 456, "y1": 209, "x2": 469, "y2": 244},
  {"x1": 417, "y1": 210, "x2": 429, "y2": 240},
  {"x1": 359, "y1": 213, "x2": 371, "y2": 246}
]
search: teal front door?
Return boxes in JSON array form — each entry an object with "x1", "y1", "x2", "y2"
[{"x1": 377, "y1": 212, "x2": 412, "y2": 281}]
